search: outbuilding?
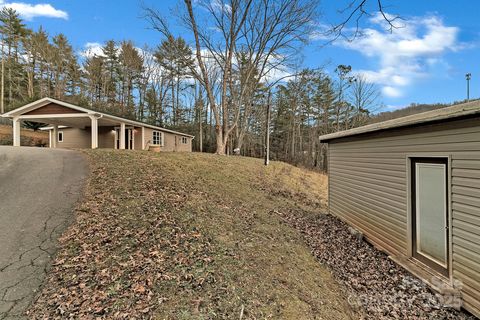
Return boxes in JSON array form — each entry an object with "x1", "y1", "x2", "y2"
[
  {"x1": 1, "y1": 97, "x2": 194, "y2": 151},
  {"x1": 319, "y1": 100, "x2": 480, "y2": 317}
]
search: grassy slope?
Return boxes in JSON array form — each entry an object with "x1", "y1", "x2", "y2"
[
  {"x1": 0, "y1": 124, "x2": 48, "y2": 145},
  {"x1": 29, "y1": 151, "x2": 354, "y2": 319}
]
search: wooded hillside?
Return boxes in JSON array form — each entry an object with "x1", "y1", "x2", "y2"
[
  {"x1": 369, "y1": 100, "x2": 474, "y2": 123},
  {"x1": 0, "y1": 3, "x2": 465, "y2": 169},
  {"x1": 0, "y1": 5, "x2": 380, "y2": 167}
]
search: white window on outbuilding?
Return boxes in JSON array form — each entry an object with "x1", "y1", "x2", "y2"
[
  {"x1": 153, "y1": 131, "x2": 163, "y2": 146},
  {"x1": 58, "y1": 131, "x2": 64, "y2": 142},
  {"x1": 181, "y1": 136, "x2": 188, "y2": 144}
]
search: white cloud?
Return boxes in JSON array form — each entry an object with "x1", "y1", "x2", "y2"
[
  {"x1": 308, "y1": 22, "x2": 333, "y2": 41},
  {"x1": 324, "y1": 13, "x2": 461, "y2": 99},
  {"x1": 79, "y1": 42, "x2": 104, "y2": 59},
  {"x1": 209, "y1": 0, "x2": 231, "y2": 14},
  {"x1": 262, "y1": 64, "x2": 292, "y2": 84},
  {"x1": 0, "y1": 0, "x2": 68, "y2": 20},
  {"x1": 382, "y1": 86, "x2": 402, "y2": 98}
]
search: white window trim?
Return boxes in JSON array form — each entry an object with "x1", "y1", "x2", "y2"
[
  {"x1": 152, "y1": 130, "x2": 164, "y2": 146},
  {"x1": 58, "y1": 131, "x2": 64, "y2": 142},
  {"x1": 181, "y1": 136, "x2": 188, "y2": 144}
]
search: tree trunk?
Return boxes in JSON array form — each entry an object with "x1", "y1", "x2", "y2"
[
  {"x1": 199, "y1": 117, "x2": 203, "y2": 152},
  {"x1": 176, "y1": 74, "x2": 180, "y2": 124},
  {"x1": 215, "y1": 125, "x2": 225, "y2": 155},
  {"x1": 198, "y1": 93, "x2": 203, "y2": 152},
  {"x1": 171, "y1": 80, "x2": 175, "y2": 125},
  {"x1": 264, "y1": 97, "x2": 271, "y2": 166}
]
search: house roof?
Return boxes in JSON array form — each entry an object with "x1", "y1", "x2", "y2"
[
  {"x1": 319, "y1": 100, "x2": 480, "y2": 142},
  {"x1": 2, "y1": 97, "x2": 195, "y2": 138}
]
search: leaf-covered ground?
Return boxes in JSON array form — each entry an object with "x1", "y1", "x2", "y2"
[
  {"x1": 28, "y1": 150, "x2": 354, "y2": 319},
  {"x1": 277, "y1": 211, "x2": 476, "y2": 320}
]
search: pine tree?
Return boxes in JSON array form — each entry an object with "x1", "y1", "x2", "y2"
[
  {"x1": 102, "y1": 40, "x2": 119, "y2": 109},
  {"x1": 118, "y1": 41, "x2": 143, "y2": 117},
  {"x1": 84, "y1": 55, "x2": 104, "y2": 106},
  {"x1": 51, "y1": 33, "x2": 76, "y2": 99},
  {"x1": 154, "y1": 36, "x2": 194, "y2": 125},
  {"x1": 0, "y1": 7, "x2": 28, "y2": 109}
]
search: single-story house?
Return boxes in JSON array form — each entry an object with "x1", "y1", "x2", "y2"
[
  {"x1": 1, "y1": 97, "x2": 194, "y2": 151},
  {"x1": 319, "y1": 100, "x2": 480, "y2": 318}
]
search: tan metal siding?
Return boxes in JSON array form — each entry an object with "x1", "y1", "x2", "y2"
[
  {"x1": 328, "y1": 118, "x2": 480, "y2": 317},
  {"x1": 56, "y1": 128, "x2": 90, "y2": 148},
  {"x1": 451, "y1": 155, "x2": 480, "y2": 316}
]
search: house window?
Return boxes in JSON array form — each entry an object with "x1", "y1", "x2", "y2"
[
  {"x1": 181, "y1": 136, "x2": 188, "y2": 144},
  {"x1": 153, "y1": 131, "x2": 163, "y2": 146},
  {"x1": 58, "y1": 131, "x2": 64, "y2": 142}
]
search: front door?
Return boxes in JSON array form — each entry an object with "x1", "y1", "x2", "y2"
[
  {"x1": 126, "y1": 129, "x2": 133, "y2": 149},
  {"x1": 115, "y1": 128, "x2": 134, "y2": 149},
  {"x1": 411, "y1": 158, "x2": 449, "y2": 276}
]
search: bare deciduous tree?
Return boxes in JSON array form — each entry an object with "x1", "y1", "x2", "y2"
[
  {"x1": 145, "y1": 0, "x2": 318, "y2": 154},
  {"x1": 323, "y1": 0, "x2": 403, "y2": 43},
  {"x1": 348, "y1": 74, "x2": 380, "y2": 127}
]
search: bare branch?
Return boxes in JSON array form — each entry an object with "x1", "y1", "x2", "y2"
[{"x1": 323, "y1": 0, "x2": 404, "y2": 44}]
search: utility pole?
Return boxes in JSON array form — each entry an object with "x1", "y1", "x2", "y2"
[
  {"x1": 264, "y1": 90, "x2": 271, "y2": 166},
  {"x1": 466, "y1": 73, "x2": 472, "y2": 102}
]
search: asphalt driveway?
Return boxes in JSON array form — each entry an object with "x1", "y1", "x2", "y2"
[{"x1": 0, "y1": 147, "x2": 87, "y2": 319}]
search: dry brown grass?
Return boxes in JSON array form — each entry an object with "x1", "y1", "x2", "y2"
[
  {"x1": 29, "y1": 150, "x2": 354, "y2": 319},
  {"x1": 0, "y1": 124, "x2": 48, "y2": 146}
]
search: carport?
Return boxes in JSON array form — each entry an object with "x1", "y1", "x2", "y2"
[
  {"x1": 2, "y1": 98, "x2": 137, "y2": 149},
  {"x1": 2, "y1": 97, "x2": 194, "y2": 151}
]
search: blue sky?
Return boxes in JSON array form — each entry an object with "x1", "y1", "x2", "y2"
[{"x1": 3, "y1": 0, "x2": 480, "y2": 111}]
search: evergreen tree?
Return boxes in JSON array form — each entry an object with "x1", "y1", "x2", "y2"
[
  {"x1": 0, "y1": 7, "x2": 28, "y2": 109},
  {"x1": 102, "y1": 40, "x2": 119, "y2": 109},
  {"x1": 118, "y1": 41, "x2": 143, "y2": 117},
  {"x1": 154, "y1": 36, "x2": 194, "y2": 125}
]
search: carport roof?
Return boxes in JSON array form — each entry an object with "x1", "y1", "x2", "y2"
[
  {"x1": 319, "y1": 99, "x2": 480, "y2": 142},
  {"x1": 2, "y1": 97, "x2": 194, "y2": 138}
]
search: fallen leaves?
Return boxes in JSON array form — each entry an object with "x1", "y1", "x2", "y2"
[
  {"x1": 277, "y1": 210, "x2": 475, "y2": 320},
  {"x1": 28, "y1": 152, "x2": 216, "y2": 319},
  {"x1": 27, "y1": 151, "x2": 355, "y2": 319}
]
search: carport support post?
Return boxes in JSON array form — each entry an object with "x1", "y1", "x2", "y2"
[
  {"x1": 12, "y1": 117, "x2": 20, "y2": 146},
  {"x1": 90, "y1": 116, "x2": 98, "y2": 149},
  {"x1": 120, "y1": 122, "x2": 126, "y2": 149},
  {"x1": 52, "y1": 125, "x2": 58, "y2": 148}
]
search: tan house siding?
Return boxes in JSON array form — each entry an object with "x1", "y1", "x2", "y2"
[
  {"x1": 56, "y1": 128, "x2": 90, "y2": 148},
  {"x1": 144, "y1": 127, "x2": 192, "y2": 152},
  {"x1": 134, "y1": 127, "x2": 143, "y2": 150},
  {"x1": 163, "y1": 131, "x2": 177, "y2": 151},
  {"x1": 52, "y1": 126, "x2": 192, "y2": 151},
  {"x1": 176, "y1": 135, "x2": 192, "y2": 152},
  {"x1": 55, "y1": 127, "x2": 114, "y2": 149},
  {"x1": 144, "y1": 127, "x2": 155, "y2": 149},
  {"x1": 327, "y1": 117, "x2": 480, "y2": 317},
  {"x1": 98, "y1": 127, "x2": 114, "y2": 148}
]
